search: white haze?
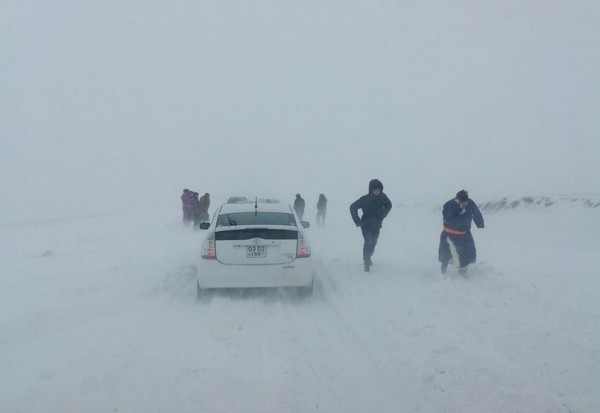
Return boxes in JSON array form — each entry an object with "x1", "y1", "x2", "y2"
[
  {"x1": 1, "y1": 3, "x2": 600, "y2": 411},
  {"x1": 1, "y1": 1, "x2": 599, "y2": 222}
]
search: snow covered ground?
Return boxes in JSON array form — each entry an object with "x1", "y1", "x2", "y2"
[{"x1": 1, "y1": 196, "x2": 598, "y2": 413}]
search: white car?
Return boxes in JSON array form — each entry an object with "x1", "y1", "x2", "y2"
[{"x1": 196, "y1": 201, "x2": 315, "y2": 298}]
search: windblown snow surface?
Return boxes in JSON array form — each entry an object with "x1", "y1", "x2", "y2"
[{"x1": 1, "y1": 196, "x2": 599, "y2": 413}]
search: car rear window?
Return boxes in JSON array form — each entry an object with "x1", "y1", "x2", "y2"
[
  {"x1": 215, "y1": 228, "x2": 298, "y2": 240},
  {"x1": 216, "y1": 212, "x2": 297, "y2": 227}
]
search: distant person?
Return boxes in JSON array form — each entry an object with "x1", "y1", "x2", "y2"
[
  {"x1": 181, "y1": 189, "x2": 193, "y2": 226},
  {"x1": 191, "y1": 192, "x2": 201, "y2": 229},
  {"x1": 198, "y1": 193, "x2": 210, "y2": 222},
  {"x1": 350, "y1": 179, "x2": 392, "y2": 272},
  {"x1": 438, "y1": 190, "x2": 485, "y2": 275},
  {"x1": 316, "y1": 194, "x2": 327, "y2": 227},
  {"x1": 294, "y1": 194, "x2": 305, "y2": 220}
]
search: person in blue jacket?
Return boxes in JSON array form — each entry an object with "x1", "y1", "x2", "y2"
[
  {"x1": 438, "y1": 190, "x2": 485, "y2": 275},
  {"x1": 350, "y1": 179, "x2": 392, "y2": 272}
]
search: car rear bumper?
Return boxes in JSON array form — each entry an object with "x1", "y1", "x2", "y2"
[{"x1": 197, "y1": 259, "x2": 314, "y2": 289}]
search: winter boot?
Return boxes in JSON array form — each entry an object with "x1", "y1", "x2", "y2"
[{"x1": 441, "y1": 261, "x2": 448, "y2": 274}]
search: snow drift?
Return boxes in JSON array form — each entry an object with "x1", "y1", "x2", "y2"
[{"x1": 1, "y1": 195, "x2": 598, "y2": 412}]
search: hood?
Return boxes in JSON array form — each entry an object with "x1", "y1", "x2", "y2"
[{"x1": 369, "y1": 179, "x2": 383, "y2": 192}]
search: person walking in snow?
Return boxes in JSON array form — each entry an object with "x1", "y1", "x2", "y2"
[
  {"x1": 316, "y1": 193, "x2": 327, "y2": 227},
  {"x1": 350, "y1": 179, "x2": 392, "y2": 272},
  {"x1": 181, "y1": 189, "x2": 193, "y2": 226},
  {"x1": 438, "y1": 190, "x2": 485, "y2": 275},
  {"x1": 294, "y1": 194, "x2": 305, "y2": 221}
]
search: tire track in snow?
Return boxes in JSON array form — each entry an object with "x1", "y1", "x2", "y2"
[{"x1": 272, "y1": 267, "x2": 409, "y2": 412}]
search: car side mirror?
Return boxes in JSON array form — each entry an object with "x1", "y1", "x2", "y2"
[
  {"x1": 199, "y1": 222, "x2": 211, "y2": 230},
  {"x1": 301, "y1": 221, "x2": 310, "y2": 229}
]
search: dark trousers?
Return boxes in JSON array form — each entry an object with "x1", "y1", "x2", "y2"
[
  {"x1": 361, "y1": 226, "x2": 380, "y2": 264},
  {"x1": 316, "y1": 210, "x2": 326, "y2": 226},
  {"x1": 438, "y1": 231, "x2": 477, "y2": 268}
]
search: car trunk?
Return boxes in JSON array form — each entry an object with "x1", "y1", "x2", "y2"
[{"x1": 215, "y1": 226, "x2": 298, "y2": 265}]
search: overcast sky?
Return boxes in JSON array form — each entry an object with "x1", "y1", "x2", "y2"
[{"x1": 2, "y1": 1, "x2": 599, "y2": 220}]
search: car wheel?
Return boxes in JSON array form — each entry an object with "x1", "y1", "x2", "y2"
[
  {"x1": 297, "y1": 280, "x2": 314, "y2": 298},
  {"x1": 197, "y1": 281, "x2": 211, "y2": 301}
]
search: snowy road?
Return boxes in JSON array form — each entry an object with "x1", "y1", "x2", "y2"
[{"x1": 1, "y1": 200, "x2": 599, "y2": 412}]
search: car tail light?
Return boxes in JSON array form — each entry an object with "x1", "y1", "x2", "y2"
[
  {"x1": 296, "y1": 232, "x2": 311, "y2": 258},
  {"x1": 201, "y1": 233, "x2": 216, "y2": 259}
]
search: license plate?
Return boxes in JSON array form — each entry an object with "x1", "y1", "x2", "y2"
[{"x1": 246, "y1": 245, "x2": 267, "y2": 258}]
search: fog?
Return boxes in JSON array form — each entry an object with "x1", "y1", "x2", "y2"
[{"x1": 2, "y1": 1, "x2": 599, "y2": 221}]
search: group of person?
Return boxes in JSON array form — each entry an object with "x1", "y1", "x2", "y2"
[
  {"x1": 350, "y1": 179, "x2": 484, "y2": 274},
  {"x1": 181, "y1": 181, "x2": 485, "y2": 276},
  {"x1": 180, "y1": 189, "x2": 210, "y2": 228},
  {"x1": 293, "y1": 193, "x2": 328, "y2": 227}
]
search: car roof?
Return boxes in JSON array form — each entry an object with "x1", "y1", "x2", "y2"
[
  {"x1": 218, "y1": 202, "x2": 293, "y2": 214},
  {"x1": 227, "y1": 197, "x2": 280, "y2": 204}
]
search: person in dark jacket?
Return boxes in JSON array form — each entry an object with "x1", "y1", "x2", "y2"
[
  {"x1": 316, "y1": 194, "x2": 327, "y2": 227},
  {"x1": 438, "y1": 190, "x2": 485, "y2": 275},
  {"x1": 350, "y1": 179, "x2": 392, "y2": 272},
  {"x1": 294, "y1": 194, "x2": 305, "y2": 220},
  {"x1": 198, "y1": 193, "x2": 210, "y2": 222},
  {"x1": 191, "y1": 192, "x2": 201, "y2": 229},
  {"x1": 181, "y1": 189, "x2": 193, "y2": 226}
]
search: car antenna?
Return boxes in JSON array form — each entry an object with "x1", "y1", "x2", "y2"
[{"x1": 255, "y1": 197, "x2": 258, "y2": 216}]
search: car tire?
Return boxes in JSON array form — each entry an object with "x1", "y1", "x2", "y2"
[
  {"x1": 196, "y1": 281, "x2": 211, "y2": 301},
  {"x1": 297, "y1": 280, "x2": 314, "y2": 298}
]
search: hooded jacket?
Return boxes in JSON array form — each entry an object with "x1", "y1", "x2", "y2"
[{"x1": 349, "y1": 179, "x2": 392, "y2": 230}]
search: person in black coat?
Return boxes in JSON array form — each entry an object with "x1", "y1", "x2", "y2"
[
  {"x1": 438, "y1": 189, "x2": 485, "y2": 275},
  {"x1": 350, "y1": 179, "x2": 392, "y2": 272},
  {"x1": 294, "y1": 194, "x2": 305, "y2": 220},
  {"x1": 198, "y1": 193, "x2": 210, "y2": 222},
  {"x1": 316, "y1": 193, "x2": 327, "y2": 227}
]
